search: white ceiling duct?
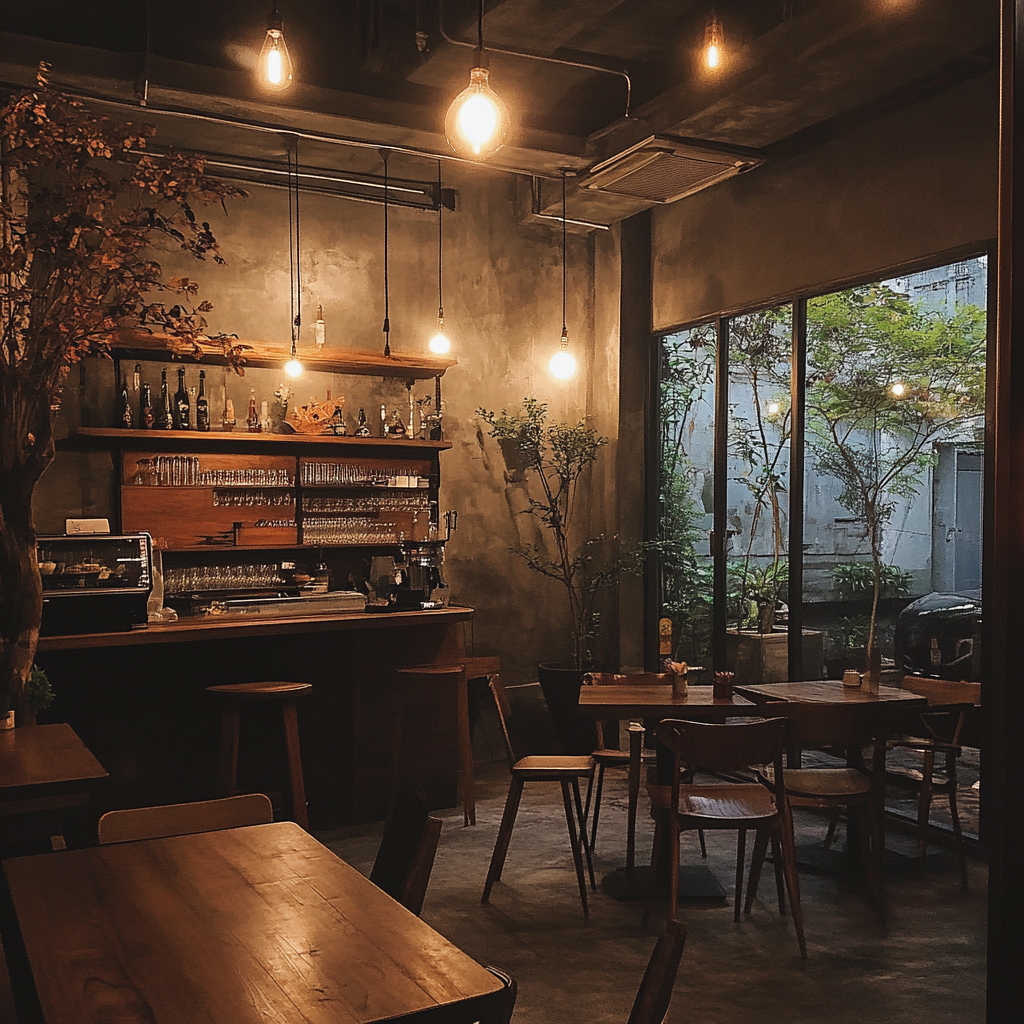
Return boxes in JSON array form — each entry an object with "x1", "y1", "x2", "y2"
[{"x1": 579, "y1": 136, "x2": 764, "y2": 204}]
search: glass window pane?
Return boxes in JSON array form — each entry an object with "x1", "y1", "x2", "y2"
[
  {"x1": 724, "y1": 306, "x2": 793, "y2": 683},
  {"x1": 658, "y1": 324, "x2": 716, "y2": 669},
  {"x1": 803, "y1": 258, "x2": 987, "y2": 699}
]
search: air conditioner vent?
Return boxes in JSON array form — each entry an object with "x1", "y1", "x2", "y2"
[{"x1": 580, "y1": 137, "x2": 764, "y2": 204}]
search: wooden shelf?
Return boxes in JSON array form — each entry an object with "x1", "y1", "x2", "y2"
[
  {"x1": 109, "y1": 330, "x2": 456, "y2": 380},
  {"x1": 161, "y1": 543, "x2": 402, "y2": 553},
  {"x1": 69, "y1": 428, "x2": 451, "y2": 451}
]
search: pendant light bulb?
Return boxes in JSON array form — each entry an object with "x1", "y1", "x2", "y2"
[
  {"x1": 259, "y1": 4, "x2": 293, "y2": 91},
  {"x1": 445, "y1": 65, "x2": 509, "y2": 159},
  {"x1": 429, "y1": 314, "x2": 451, "y2": 355},
  {"x1": 549, "y1": 327, "x2": 576, "y2": 380},
  {"x1": 704, "y1": 14, "x2": 724, "y2": 70},
  {"x1": 284, "y1": 339, "x2": 303, "y2": 378}
]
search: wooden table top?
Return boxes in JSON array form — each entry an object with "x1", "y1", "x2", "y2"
[
  {"x1": 0, "y1": 723, "x2": 107, "y2": 791},
  {"x1": 578, "y1": 684, "x2": 758, "y2": 719},
  {"x1": 734, "y1": 680, "x2": 928, "y2": 705},
  {"x1": 4, "y1": 821, "x2": 503, "y2": 1024}
]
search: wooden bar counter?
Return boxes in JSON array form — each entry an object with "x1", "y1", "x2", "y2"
[{"x1": 34, "y1": 607, "x2": 473, "y2": 828}]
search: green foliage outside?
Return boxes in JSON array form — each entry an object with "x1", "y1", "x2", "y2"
[
  {"x1": 25, "y1": 664, "x2": 54, "y2": 713},
  {"x1": 659, "y1": 280, "x2": 986, "y2": 665}
]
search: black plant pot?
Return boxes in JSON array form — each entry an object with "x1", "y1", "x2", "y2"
[{"x1": 537, "y1": 662, "x2": 599, "y2": 755}]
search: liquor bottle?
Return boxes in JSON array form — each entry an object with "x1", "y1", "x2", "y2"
[
  {"x1": 355, "y1": 408, "x2": 370, "y2": 437},
  {"x1": 158, "y1": 369, "x2": 173, "y2": 429},
  {"x1": 117, "y1": 376, "x2": 133, "y2": 428},
  {"x1": 174, "y1": 368, "x2": 191, "y2": 430},
  {"x1": 313, "y1": 304, "x2": 326, "y2": 350},
  {"x1": 380, "y1": 403, "x2": 387, "y2": 437},
  {"x1": 196, "y1": 370, "x2": 210, "y2": 431},
  {"x1": 246, "y1": 388, "x2": 261, "y2": 433},
  {"x1": 330, "y1": 397, "x2": 346, "y2": 435},
  {"x1": 139, "y1": 382, "x2": 154, "y2": 429},
  {"x1": 221, "y1": 381, "x2": 235, "y2": 432},
  {"x1": 387, "y1": 410, "x2": 406, "y2": 437}
]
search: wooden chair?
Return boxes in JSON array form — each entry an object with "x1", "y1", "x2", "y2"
[
  {"x1": 481, "y1": 966, "x2": 517, "y2": 1024},
  {"x1": 750, "y1": 700, "x2": 887, "y2": 923},
  {"x1": 98, "y1": 793, "x2": 273, "y2": 844},
  {"x1": 481, "y1": 674, "x2": 597, "y2": 917},
  {"x1": 206, "y1": 681, "x2": 312, "y2": 829},
  {"x1": 889, "y1": 676, "x2": 980, "y2": 889},
  {"x1": 370, "y1": 788, "x2": 443, "y2": 917},
  {"x1": 649, "y1": 717, "x2": 806, "y2": 958},
  {"x1": 627, "y1": 919, "x2": 687, "y2": 1024}
]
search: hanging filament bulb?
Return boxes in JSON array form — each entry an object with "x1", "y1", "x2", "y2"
[
  {"x1": 445, "y1": 65, "x2": 509, "y2": 159},
  {"x1": 429, "y1": 313, "x2": 451, "y2": 354},
  {"x1": 444, "y1": 1, "x2": 509, "y2": 159},
  {"x1": 704, "y1": 14, "x2": 724, "y2": 70},
  {"x1": 549, "y1": 326, "x2": 577, "y2": 380},
  {"x1": 259, "y1": 3, "x2": 293, "y2": 91},
  {"x1": 284, "y1": 337, "x2": 303, "y2": 378}
]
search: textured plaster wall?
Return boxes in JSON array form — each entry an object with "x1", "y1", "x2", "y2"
[
  {"x1": 652, "y1": 71, "x2": 998, "y2": 329},
  {"x1": 35, "y1": 157, "x2": 620, "y2": 685}
]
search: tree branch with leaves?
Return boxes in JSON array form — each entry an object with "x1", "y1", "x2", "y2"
[{"x1": 0, "y1": 66, "x2": 247, "y2": 716}]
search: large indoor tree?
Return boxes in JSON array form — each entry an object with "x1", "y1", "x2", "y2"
[{"x1": 0, "y1": 67, "x2": 245, "y2": 718}]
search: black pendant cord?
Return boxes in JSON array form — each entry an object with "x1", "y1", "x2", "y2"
[
  {"x1": 437, "y1": 160, "x2": 443, "y2": 319},
  {"x1": 287, "y1": 138, "x2": 301, "y2": 351},
  {"x1": 477, "y1": 0, "x2": 484, "y2": 52},
  {"x1": 561, "y1": 170, "x2": 567, "y2": 333},
  {"x1": 382, "y1": 151, "x2": 391, "y2": 358}
]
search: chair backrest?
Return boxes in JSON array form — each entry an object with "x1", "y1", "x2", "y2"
[
  {"x1": 97, "y1": 793, "x2": 273, "y2": 845},
  {"x1": 488, "y1": 675, "x2": 517, "y2": 769},
  {"x1": 371, "y1": 788, "x2": 443, "y2": 915},
  {"x1": 656, "y1": 717, "x2": 788, "y2": 775},
  {"x1": 627, "y1": 919, "x2": 687, "y2": 1024},
  {"x1": 482, "y1": 966, "x2": 518, "y2": 1024}
]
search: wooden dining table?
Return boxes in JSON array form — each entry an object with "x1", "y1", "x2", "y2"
[
  {"x1": 0, "y1": 723, "x2": 108, "y2": 852},
  {"x1": 2, "y1": 821, "x2": 505, "y2": 1024},
  {"x1": 577, "y1": 684, "x2": 760, "y2": 895}
]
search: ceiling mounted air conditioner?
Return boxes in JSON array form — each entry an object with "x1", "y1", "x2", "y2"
[{"x1": 579, "y1": 136, "x2": 764, "y2": 204}]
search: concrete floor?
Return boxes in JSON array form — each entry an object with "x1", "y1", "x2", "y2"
[{"x1": 316, "y1": 760, "x2": 986, "y2": 1024}]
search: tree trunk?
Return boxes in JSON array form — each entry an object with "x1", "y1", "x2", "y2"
[
  {"x1": 866, "y1": 513, "x2": 882, "y2": 664},
  {"x1": 0, "y1": 379, "x2": 54, "y2": 716}
]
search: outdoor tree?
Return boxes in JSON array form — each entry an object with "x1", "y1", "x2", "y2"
[
  {"x1": 659, "y1": 325, "x2": 715, "y2": 662},
  {"x1": 805, "y1": 284, "x2": 986, "y2": 660},
  {"x1": 0, "y1": 67, "x2": 246, "y2": 716},
  {"x1": 727, "y1": 307, "x2": 792, "y2": 632}
]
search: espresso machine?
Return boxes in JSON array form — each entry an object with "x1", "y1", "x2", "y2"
[{"x1": 370, "y1": 511, "x2": 456, "y2": 611}]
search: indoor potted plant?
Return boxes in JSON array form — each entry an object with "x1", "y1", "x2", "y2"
[
  {"x1": 19, "y1": 664, "x2": 54, "y2": 727},
  {"x1": 478, "y1": 398, "x2": 645, "y2": 752}
]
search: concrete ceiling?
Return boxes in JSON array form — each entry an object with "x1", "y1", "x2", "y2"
[{"x1": 0, "y1": 0, "x2": 1000, "y2": 227}]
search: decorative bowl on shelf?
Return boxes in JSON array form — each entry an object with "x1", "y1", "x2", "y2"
[{"x1": 288, "y1": 395, "x2": 344, "y2": 435}]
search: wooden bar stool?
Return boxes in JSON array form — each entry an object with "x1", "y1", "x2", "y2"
[
  {"x1": 395, "y1": 665, "x2": 474, "y2": 825},
  {"x1": 206, "y1": 682, "x2": 312, "y2": 830}
]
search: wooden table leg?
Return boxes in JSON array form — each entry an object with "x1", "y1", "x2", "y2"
[{"x1": 626, "y1": 723, "x2": 644, "y2": 878}]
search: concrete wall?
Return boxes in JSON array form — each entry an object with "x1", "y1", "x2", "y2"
[
  {"x1": 652, "y1": 71, "x2": 998, "y2": 330},
  {"x1": 37, "y1": 155, "x2": 621, "y2": 686}
]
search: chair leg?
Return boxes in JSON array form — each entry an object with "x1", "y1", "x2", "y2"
[
  {"x1": 946, "y1": 750, "x2": 968, "y2": 890},
  {"x1": 734, "y1": 828, "x2": 747, "y2": 923},
  {"x1": 770, "y1": 833, "x2": 787, "y2": 916},
  {"x1": 917, "y1": 749, "x2": 935, "y2": 858},
  {"x1": 482, "y1": 774, "x2": 524, "y2": 903},
  {"x1": 588, "y1": 764, "x2": 606, "y2": 853},
  {"x1": 745, "y1": 828, "x2": 770, "y2": 915},
  {"x1": 668, "y1": 815, "x2": 681, "y2": 921},
  {"x1": 571, "y1": 777, "x2": 596, "y2": 891},
  {"x1": 642, "y1": 813, "x2": 664, "y2": 927},
  {"x1": 856, "y1": 803, "x2": 885, "y2": 926},
  {"x1": 823, "y1": 810, "x2": 840, "y2": 850},
  {"x1": 281, "y1": 700, "x2": 309, "y2": 830},
  {"x1": 561, "y1": 781, "x2": 590, "y2": 918},
  {"x1": 698, "y1": 829, "x2": 707, "y2": 860},
  {"x1": 776, "y1": 811, "x2": 807, "y2": 959},
  {"x1": 216, "y1": 705, "x2": 241, "y2": 798}
]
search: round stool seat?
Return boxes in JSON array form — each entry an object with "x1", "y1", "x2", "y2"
[{"x1": 206, "y1": 682, "x2": 313, "y2": 701}]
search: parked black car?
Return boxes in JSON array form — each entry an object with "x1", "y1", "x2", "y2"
[{"x1": 894, "y1": 591, "x2": 982, "y2": 680}]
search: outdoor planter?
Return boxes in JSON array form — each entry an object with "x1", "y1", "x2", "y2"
[{"x1": 725, "y1": 628, "x2": 824, "y2": 685}]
